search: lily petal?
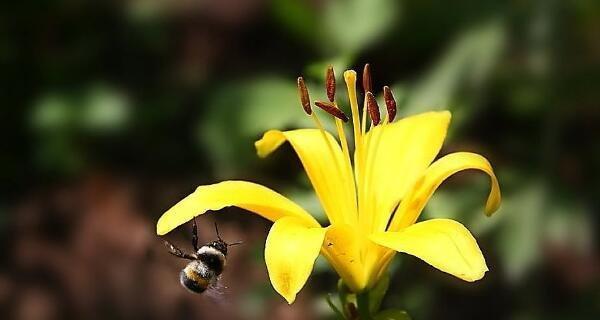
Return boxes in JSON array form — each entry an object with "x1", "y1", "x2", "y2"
[
  {"x1": 363, "y1": 111, "x2": 451, "y2": 231},
  {"x1": 256, "y1": 129, "x2": 354, "y2": 225},
  {"x1": 370, "y1": 219, "x2": 488, "y2": 282},
  {"x1": 156, "y1": 180, "x2": 318, "y2": 235},
  {"x1": 321, "y1": 223, "x2": 366, "y2": 292},
  {"x1": 390, "y1": 152, "x2": 501, "y2": 231},
  {"x1": 265, "y1": 217, "x2": 327, "y2": 304}
]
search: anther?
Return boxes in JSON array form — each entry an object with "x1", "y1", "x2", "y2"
[
  {"x1": 314, "y1": 101, "x2": 349, "y2": 122},
  {"x1": 366, "y1": 92, "x2": 380, "y2": 126},
  {"x1": 383, "y1": 86, "x2": 397, "y2": 121},
  {"x1": 326, "y1": 65, "x2": 336, "y2": 102},
  {"x1": 362, "y1": 63, "x2": 372, "y2": 94},
  {"x1": 297, "y1": 77, "x2": 312, "y2": 115}
]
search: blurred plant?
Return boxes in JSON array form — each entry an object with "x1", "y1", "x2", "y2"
[
  {"x1": 30, "y1": 84, "x2": 130, "y2": 174},
  {"x1": 157, "y1": 65, "x2": 501, "y2": 319},
  {"x1": 397, "y1": 19, "x2": 506, "y2": 132},
  {"x1": 196, "y1": 77, "x2": 313, "y2": 177},
  {"x1": 272, "y1": 0, "x2": 400, "y2": 70}
]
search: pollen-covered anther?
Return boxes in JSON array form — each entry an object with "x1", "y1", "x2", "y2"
[
  {"x1": 314, "y1": 101, "x2": 349, "y2": 122},
  {"x1": 366, "y1": 92, "x2": 380, "y2": 126},
  {"x1": 362, "y1": 63, "x2": 372, "y2": 93},
  {"x1": 383, "y1": 86, "x2": 397, "y2": 121},
  {"x1": 326, "y1": 65, "x2": 336, "y2": 102},
  {"x1": 297, "y1": 77, "x2": 312, "y2": 115}
]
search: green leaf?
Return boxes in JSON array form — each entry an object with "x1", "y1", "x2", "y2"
[
  {"x1": 402, "y1": 19, "x2": 506, "y2": 131},
  {"x1": 368, "y1": 273, "x2": 390, "y2": 314},
  {"x1": 325, "y1": 293, "x2": 346, "y2": 320},
  {"x1": 337, "y1": 279, "x2": 357, "y2": 319},
  {"x1": 197, "y1": 76, "x2": 312, "y2": 177},
  {"x1": 374, "y1": 309, "x2": 411, "y2": 320},
  {"x1": 270, "y1": 0, "x2": 318, "y2": 44},
  {"x1": 323, "y1": 0, "x2": 400, "y2": 55},
  {"x1": 496, "y1": 181, "x2": 545, "y2": 282}
]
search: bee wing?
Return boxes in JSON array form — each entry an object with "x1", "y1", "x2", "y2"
[{"x1": 203, "y1": 280, "x2": 231, "y2": 307}]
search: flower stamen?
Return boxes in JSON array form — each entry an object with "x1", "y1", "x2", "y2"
[
  {"x1": 297, "y1": 75, "x2": 348, "y2": 224},
  {"x1": 314, "y1": 101, "x2": 349, "y2": 122},
  {"x1": 366, "y1": 92, "x2": 381, "y2": 126},
  {"x1": 297, "y1": 77, "x2": 312, "y2": 115},
  {"x1": 383, "y1": 86, "x2": 396, "y2": 122},
  {"x1": 326, "y1": 65, "x2": 336, "y2": 103},
  {"x1": 361, "y1": 64, "x2": 371, "y2": 135},
  {"x1": 362, "y1": 63, "x2": 372, "y2": 94},
  {"x1": 308, "y1": 110, "x2": 346, "y2": 224},
  {"x1": 325, "y1": 66, "x2": 358, "y2": 225}
]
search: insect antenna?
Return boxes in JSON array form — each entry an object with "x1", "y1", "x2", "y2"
[
  {"x1": 214, "y1": 221, "x2": 243, "y2": 247},
  {"x1": 214, "y1": 222, "x2": 222, "y2": 241}
]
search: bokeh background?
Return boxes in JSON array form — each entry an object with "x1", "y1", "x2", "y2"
[{"x1": 1, "y1": 0, "x2": 598, "y2": 319}]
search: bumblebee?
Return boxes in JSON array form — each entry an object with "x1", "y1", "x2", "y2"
[{"x1": 164, "y1": 219, "x2": 241, "y2": 294}]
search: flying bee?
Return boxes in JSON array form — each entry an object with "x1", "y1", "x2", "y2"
[{"x1": 163, "y1": 219, "x2": 241, "y2": 294}]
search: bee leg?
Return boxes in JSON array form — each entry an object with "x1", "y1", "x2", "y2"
[
  {"x1": 164, "y1": 240, "x2": 196, "y2": 260},
  {"x1": 192, "y1": 218, "x2": 199, "y2": 252}
]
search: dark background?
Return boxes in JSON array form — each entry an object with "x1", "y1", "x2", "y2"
[{"x1": 0, "y1": 0, "x2": 598, "y2": 319}]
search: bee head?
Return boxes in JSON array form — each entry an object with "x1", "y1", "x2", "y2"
[
  {"x1": 209, "y1": 222, "x2": 242, "y2": 256},
  {"x1": 208, "y1": 239, "x2": 228, "y2": 255}
]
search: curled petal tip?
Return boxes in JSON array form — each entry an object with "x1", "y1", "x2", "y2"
[{"x1": 265, "y1": 217, "x2": 326, "y2": 305}]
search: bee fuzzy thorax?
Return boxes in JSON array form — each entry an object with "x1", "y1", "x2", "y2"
[{"x1": 197, "y1": 243, "x2": 227, "y2": 273}]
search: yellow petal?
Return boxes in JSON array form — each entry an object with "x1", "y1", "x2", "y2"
[
  {"x1": 265, "y1": 217, "x2": 327, "y2": 303},
  {"x1": 256, "y1": 129, "x2": 355, "y2": 225},
  {"x1": 390, "y1": 152, "x2": 501, "y2": 231},
  {"x1": 321, "y1": 223, "x2": 367, "y2": 292},
  {"x1": 362, "y1": 111, "x2": 451, "y2": 232},
  {"x1": 370, "y1": 219, "x2": 488, "y2": 282},
  {"x1": 156, "y1": 180, "x2": 318, "y2": 235}
]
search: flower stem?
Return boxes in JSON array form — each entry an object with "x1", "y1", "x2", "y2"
[{"x1": 356, "y1": 291, "x2": 372, "y2": 320}]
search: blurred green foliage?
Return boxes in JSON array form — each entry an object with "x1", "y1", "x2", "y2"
[{"x1": 1, "y1": 0, "x2": 598, "y2": 319}]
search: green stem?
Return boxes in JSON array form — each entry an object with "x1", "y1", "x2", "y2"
[
  {"x1": 326, "y1": 294, "x2": 346, "y2": 320},
  {"x1": 356, "y1": 291, "x2": 371, "y2": 320}
]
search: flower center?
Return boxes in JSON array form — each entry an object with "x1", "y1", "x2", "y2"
[{"x1": 296, "y1": 65, "x2": 397, "y2": 230}]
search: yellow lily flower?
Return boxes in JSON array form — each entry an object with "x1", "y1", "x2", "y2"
[{"x1": 156, "y1": 65, "x2": 501, "y2": 304}]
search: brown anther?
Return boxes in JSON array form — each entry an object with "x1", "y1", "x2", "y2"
[
  {"x1": 314, "y1": 101, "x2": 349, "y2": 122},
  {"x1": 326, "y1": 65, "x2": 336, "y2": 102},
  {"x1": 362, "y1": 63, "x2": 372, "y2": 94},
  {"x1": 297, "y1": 77, "x2": 312, "y2": 115},
  {"x1": 366, "y1": 92, "x2": 380, "y2": 126},
  {"x1": 383, "y1": 86, "x2": 397, "y2": 121}
]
